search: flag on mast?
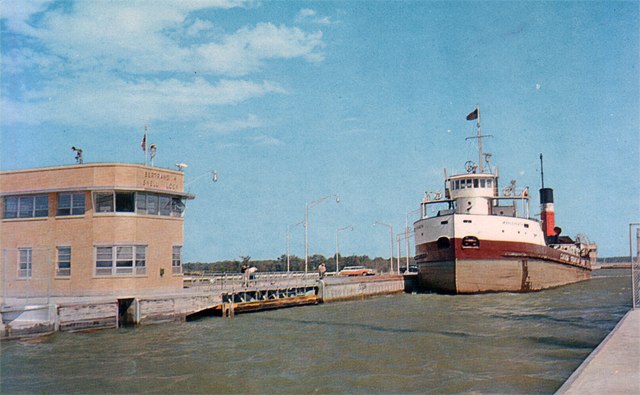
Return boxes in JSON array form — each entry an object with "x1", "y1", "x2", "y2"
[
  {"x1": 141, "y1": 129, "x2": 147, "y2": 151},
  {"x1": 466, "y1": 108, "x2": 478, "y2": 121}
]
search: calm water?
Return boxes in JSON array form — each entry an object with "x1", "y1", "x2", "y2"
[{"x1": 1, "y1": 270, "x2": 632, "y2": 394}]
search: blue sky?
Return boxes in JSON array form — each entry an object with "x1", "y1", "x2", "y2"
[{"x1": 1, "y1": 1, "x2": 638, "y2": 261}]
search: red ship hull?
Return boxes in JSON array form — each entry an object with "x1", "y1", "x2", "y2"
[{"x1": 415, "y1": 239, "x2": 592, "y2": 293}]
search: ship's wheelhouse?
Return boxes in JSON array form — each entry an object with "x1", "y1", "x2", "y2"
[{"x1": 420, "y1": 171, "x2": 531, "y2": 220}]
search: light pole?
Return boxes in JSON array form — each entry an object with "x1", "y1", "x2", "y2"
[
  {"x1": 305, "y1": 194, "x2": 340, "y2": 274},
  {"x1": 405, "y1": 208, "x2": 421, "y2": 274},
  {"x1": 336, "y1": 225, "x2": 353, "y2": 273},
  {"x1": 287, "y1": 220, "x2": 304, "y2": 272},
  {"x1": 396, "y1": 234, "x2": 401, "y2": 273},
  {"x1": 374, "y1": 221, "x2": 393, "y2": 273},
  {"x1": 396, "y1": 230, "x2": 415, "y2": 274}
]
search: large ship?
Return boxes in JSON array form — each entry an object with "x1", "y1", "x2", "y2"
[{"x1": 413, "y1": 107, "x2": 597, "y2": 293}]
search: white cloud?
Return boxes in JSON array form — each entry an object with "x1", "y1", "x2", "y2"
[
  {"x1": 184, "y1": 18, "x2": 217, "y2": 37},
  {"x1": 1, "y1": 1, "x2": 325, "y2": 130},
  {"x1": 0, "y1": 0, "x2": 53, "y2": 36},
  {"x1": 196, "y1": 23, "x2": 324, "y2": 75},
  {"x1": 3, "y1": 2, "x2": 324, "y2": 77},
  {"x1": 296, "y1": 8, "x2": 333, "y2": 25},
  {"x1": 197, "y1": 114, "x2": 263, "y2": 134},
  {"x1": 248, "y1": 134, "x2": 283, "y2": 146},
  {"x1": 7, "y1": 76, "x2": 285, "y2": 127},
  {"x1": 315, "y1": 17, "x2": 332, "y2": 26},
  {"x1": 297, "y1": 9, "x2": 317, "y2": 19}
]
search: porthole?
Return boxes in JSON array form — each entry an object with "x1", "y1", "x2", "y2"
[
  {"x1": 461, "y1": 236, "x2": 480, "y2": 248},
  {"x1": 437, "y1": 237, "x2": 451, "y2": 249}
]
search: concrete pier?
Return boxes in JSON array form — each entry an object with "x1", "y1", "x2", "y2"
[
  {"x1": 556, "y1": 309, "x2": 640, "y2": 394},
  {"x1": 318, "y1": 275, "x2": 404, "y2": 302},
  {"x1": 1, "y1": 273, "x2": 405, "y2": 338}
]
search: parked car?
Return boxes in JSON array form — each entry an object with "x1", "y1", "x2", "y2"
[
  {"x1": 338, "y1": 266, "x2": 375, "y2": 276},
  {"x1": 401, "y1": 265, "x2": 418, "y2": 274}
]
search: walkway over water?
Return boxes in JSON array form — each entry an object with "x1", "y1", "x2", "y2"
[{"x1": 556, "y1": 308, "x2": 640, "y2": 394}]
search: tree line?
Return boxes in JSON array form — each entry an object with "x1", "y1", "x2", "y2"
[
  {"x1": 184, "y1": 254, "x2": 629, "y2": 274},
  {"x1": 184, "y1": 254, "x2": 415, "y2": 274}
]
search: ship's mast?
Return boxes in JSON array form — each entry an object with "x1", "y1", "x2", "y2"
[
  {"x1": 466, "y1": 105, "x2": 489, "y2": 173},
  {"x1": 540, "y1": 153, "x2": 545, "y2": 188}
]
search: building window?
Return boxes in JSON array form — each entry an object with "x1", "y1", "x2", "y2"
[
  {"x1": 115, "y1": 246, "x2": 134, "y2": 275},
  {"x1": 136, "y1": 193, "x2": 185, "y2": 217},
  {"x1": 95, "y1": 192, "x2": 114, "y2": 213},
  {"x1": 95, "y1": 191, "x2": 184, "y2": 217},
  {"x1": 57, "y1": 246, "x2": 71, "y2": 277},
  {"x1": 3, "y1": 195, "x2": 48, "y2": 219},
  {"x1": 172, "y1": 246, "x2": 182, "y2": 274},
  {"x1": 171, "y1": 198, "x2": 185, "y2": 217},
  {"x1": 58, "y1": 193, "x2": 85, "y2": 216},
  {"x1": 135, "y1": 246, "x2": 146, "y2": 275},
  {"x1": 147, "y1": 193, "x2": 159, "y2": 215},
  {"x1": 94, "y1": 191, "x2": 136, "y2": 213},
  {"x1": 159, "y1": 196, "x2": 172, "y2": 216},
  {"x1": 95, "y1": 245, "x2": 146, "y2": 276},
  {"x1": 115, "y1": 192, "x2": 135, "y2": 212},
  {"x1": 18, "y1": 248, "x2": 32, "y2": 278},
  {"x1": 96, "y1": 247, "x2": 114, "y2": 275}
]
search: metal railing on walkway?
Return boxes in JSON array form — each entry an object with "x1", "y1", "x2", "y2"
[{"x1": 183, "y1": 271, "x2": 320, "y2": 293}]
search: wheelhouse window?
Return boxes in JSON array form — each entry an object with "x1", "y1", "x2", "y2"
[
  {"x1": 57, "y1": 246, "x2": 71, "y2": 277},
  {"x1": 58, "y1": 193, "x2": 85, "y2": 216},
  {"x1": 159, "y1": 196, "x2": 171, "y2": 216},
  {"x1": 4, "y1": 195, "x2": 48, "y2": 219},
  {"x1": 136, "y1": 193, "x2": 185, "y2": 217},
  {"x1": 95, "y1": 191, "x2": 136, "y2": 213},
  {"x1": 172, "y1": 246, "x2": 182, "y2": 274},
  {"x1": 18, "y1": 248, "x2": 32, "y2": 278},
  {"x1": 115, "y1": 192, "x2": 135, "y2": 212},
  {"x1": 93, "y1": 191, "x2": 186, "y2": 217},
  {"x1": 95, "y1": 245, "x2": 146, "y2": 276},
  {"x1": 95, "y1": 192, "x2": 114, "y2": 213}
]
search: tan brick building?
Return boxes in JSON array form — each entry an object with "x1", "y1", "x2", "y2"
[{"x1": 0, "y1": 163, "x2": 193, "y2": 299}]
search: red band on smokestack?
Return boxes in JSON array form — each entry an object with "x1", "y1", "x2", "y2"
[{"x1": 541, "y1": 206, "x2": 555, "y2": 237}]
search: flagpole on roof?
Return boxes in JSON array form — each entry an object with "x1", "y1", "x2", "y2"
[
  {"x1": 476, "y1": 105, "x2": 483, "y2": 173},
  {"x1": 143, "y1": 124, "x2": 148, "y2": 166}
]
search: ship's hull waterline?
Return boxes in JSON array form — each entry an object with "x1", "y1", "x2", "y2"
[{"x1": 416, "y1": 258, "x2": 591, "y2": 294}]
